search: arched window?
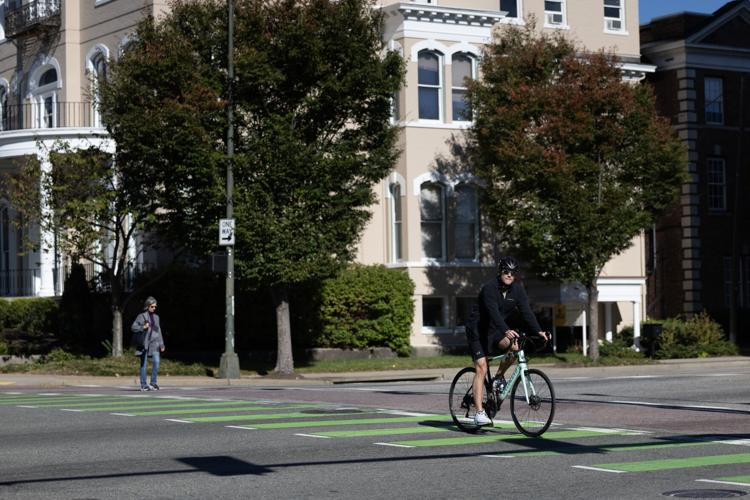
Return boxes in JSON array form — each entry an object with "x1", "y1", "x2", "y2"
[
  {"x1": 451, "y1": 53, "x2": 474, "y2": 122},
  {"x1": 389, "y1": 183, "x2": 403, "y2": 262},
  {"x1": 420, "y1": 182, "x2": 446, "y2": 260},
  {"x1": 39, "y1": 68, "x2": 57, "y2": 86},
  {"x1": 418, "y1": 50, "x2": 442, "y2": 120},
  {"x1": 89, "y1": 49, "x2": 109, "y2": 127},
  {"x1": 31, "y1": 63, "x2": 60, "y2": 128},
  {"x1": 454, "y1": 184, "x2": 479, "y2": 260}
]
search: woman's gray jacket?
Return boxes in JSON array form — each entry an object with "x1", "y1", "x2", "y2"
[{"x1": 131, "y1": 312, "x2": 165, "y2": 356}]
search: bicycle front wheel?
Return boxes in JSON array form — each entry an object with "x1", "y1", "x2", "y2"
[
  {"x1": 449, "y1": 367, "x2": 486, "y2": 433},
  {"x1": 509, "y1": 368, "x2": 555, "y2": 437}
]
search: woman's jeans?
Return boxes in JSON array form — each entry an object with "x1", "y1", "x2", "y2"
[{"x1": 140, "y1": 351, "x2": 160, "y2": 388}]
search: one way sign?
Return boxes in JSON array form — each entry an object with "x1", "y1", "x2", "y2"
[{"x1": 219, "y1": 219, "x2": 235, "y2": 246}]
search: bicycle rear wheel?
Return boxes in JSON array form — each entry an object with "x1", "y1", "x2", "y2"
[
  {"x1": 509, "y1": 368, "x2": 555, "y2": 437},
  {"x1": 449, "y1": 367, "x2": 489, "y2": 432}
]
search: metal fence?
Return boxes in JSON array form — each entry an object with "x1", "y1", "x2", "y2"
[{"x1": 0, "y1": 268, "x2": 39, "y2": 297}]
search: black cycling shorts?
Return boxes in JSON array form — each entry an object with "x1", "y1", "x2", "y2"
[{"x1": 468, "y1": 332, "x2": 503, "y2": 361}]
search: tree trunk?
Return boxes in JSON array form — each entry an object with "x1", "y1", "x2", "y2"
[
  {"x1": 111, "y1": 306, "x2": 123, "y2": 357},
  {"x1": 586, "y1": 284, "x2": 599, "y2": 361},
  {"x1": 110, "y1": 279, "x2": 123, "y2": 357},
  {"x1": 272, "y1": 285, "x2": 294, "y2": 374}
]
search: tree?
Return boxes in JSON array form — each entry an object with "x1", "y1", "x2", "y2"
[
  {"x1": 5, "y1": 142, "x2": 156, "y2": 356},
  {"x1": 466, "y1": 22, "x2": 686, "y2": 360},
  {"x1": 98, "y1": 0, "x2": 404, "y2": 373}
]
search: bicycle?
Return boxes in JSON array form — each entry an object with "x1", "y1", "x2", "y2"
[{"x1": 448, "y1": 332, "x2": 556, "y2": 437}]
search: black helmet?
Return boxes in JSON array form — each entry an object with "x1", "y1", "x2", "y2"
[{"x1": 498, "y1": 256, "x2": 519, "y2": 276}]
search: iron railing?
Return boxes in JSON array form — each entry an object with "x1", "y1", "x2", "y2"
[
  {"x1": 0, "y1": 268, "x2": 39, "y2": 297},
  {"x1": 0, "y1": 101, "x2": 102, "y2": 131},
  {"x1": 4, "y1": 0, "x2": 61, "y2": 39}
]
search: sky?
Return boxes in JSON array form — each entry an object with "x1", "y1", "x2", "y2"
[{"x1": 639, "y1": 0, "x2": 734, "y2": 24}]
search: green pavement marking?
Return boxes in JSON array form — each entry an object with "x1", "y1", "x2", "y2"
[
  {"x1": 593, "y1": 453, "x2": 750, "y2": 472},
  {"x1": 27, "y1": 399, "x2": 210, "y2": 409},
  {"x1": 184, "y1": 411, "x2": 368, "y2": 423},
  {"x1": 715, "y1": 475, "x2": 750, "y2": 484},
  {"x1": 126, "y1": 404, "x2": 315, "y2": 416},
  {"x1": 391, "y1": 429, "x2": 625, "y2": 447},
  {"x1": 310, "y1": 426, "x2": 452, "y2": 438},
  {"x1": 508, "y1": 439, "x2": 713, "y2": 458},
  {"x1": 77, "y1": 401, "x2": 290, "y2": 411},
  {"x1": 250, "y1": 416, "x2": 446, "y2": 430},
  {"x1": 0, "y1": 396, "x2": 124, "y2": 406}
]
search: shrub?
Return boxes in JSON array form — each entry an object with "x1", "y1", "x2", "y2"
[
  {"x1": 2, "y1": 298, "x2": 59, "y2": 334},
  {"x1": 316, "y1": 265, "x2": 414, "y2": 355},
  {"x1": 656, "y1": 312, "x2": 738, "y2": 359}
]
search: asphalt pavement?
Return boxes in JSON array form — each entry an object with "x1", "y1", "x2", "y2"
[{"x1": 1, "y1": 355, "x2": 748, "y2": 389}]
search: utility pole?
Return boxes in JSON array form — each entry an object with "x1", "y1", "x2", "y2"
[
  {"x1": 730, "y1": 74, "x2": 745, "y2": 344},
  {"x1": 219, "y1": 0, "x2": 240, "y2": 379}
]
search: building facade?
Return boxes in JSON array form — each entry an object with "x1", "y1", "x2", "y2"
[
  {"x1": 0, "y1": 0, "x2": 656, "y2": 352},
  {"x1": 361, "y1": 0, "x2": 653, "y2": 352},
  {"x1": 641, "y1": 0, "x2": 750, "y2": 347},
  {"x1": 0, "y1": 0, "x2": 167, "y2": 297}
]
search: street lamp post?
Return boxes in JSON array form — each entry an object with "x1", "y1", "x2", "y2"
[{"x1": 219, "y1": 0, "x2": 240, "y2": 379}]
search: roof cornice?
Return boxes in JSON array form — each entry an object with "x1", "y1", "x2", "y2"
[{"x1": 384, "y1": 2, "x2": 505, "y2": 28}]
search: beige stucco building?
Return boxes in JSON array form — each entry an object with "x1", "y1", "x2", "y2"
[
  {"x1": 361, "y1": 0, "x2": 654, "y2": 353},
  {"x1": 0, "y1": 0, "x2": 654, "y2": 353}
]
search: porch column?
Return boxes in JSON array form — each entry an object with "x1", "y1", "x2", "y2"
[
  {"x1": 605, "y1": 302, "x2": 613, "y2": 342},
  {"x1": 633, "y1": 300, "x2": 642, "y2": 351}
]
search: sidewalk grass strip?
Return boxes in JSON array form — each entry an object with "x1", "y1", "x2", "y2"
[
  {"x1": 390, "y1": 429, "x2": 628, "y2": 447},
  {"x1": 126, "y1": 404, "x2": 315, "y2": 416},
  {"x1": 183, "y1": 410, "x2": 371, "y2": 423},
  {"x1": 250, "y1": 416, "x2": 446, "y2": 430},
  {"x1": 592, "y1": 453, "x2": 750, "y2": 472}
]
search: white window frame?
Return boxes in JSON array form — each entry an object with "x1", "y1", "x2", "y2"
[
  {"x1": 704, "y1": 77, "x2": 724, "y2": 125},
  {"x1": 420, "y1": 181, "x2": 447, "y2": 261},
  {"x1": 500, "y1": 0, "x2": 521, "y2": 18},
  {"x1": 451, "y1": 53, "x2": 475, "y2": 123},
  {"x1": 706, "y1": 157, "x2": 727, "y2": 212},
  {"x1": 544, "y1": 0, "x2": 567, "y2": 28},
  {"x1": 603, "y1": 0, "x2": 625, "y2": 33},
  {"x1": 86, "y1": 45, "x2": 110, "y2": 128},
  {"x1": 417, "y1": 50, "x2": 443, "y2": 122},
  {"x1": 28, "y1": 58, "x2": 62, "y2": 130}
]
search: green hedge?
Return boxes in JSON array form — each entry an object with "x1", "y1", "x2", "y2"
[
  {"x1": 316, "y1": 265, "x2": 414, "y2": 355},
  {"x1": 0, "y1": 297, "x2": 60, "y2": 356},
  {"x1": 654, "y1": 312, "x2": 739, "y2": 359}
]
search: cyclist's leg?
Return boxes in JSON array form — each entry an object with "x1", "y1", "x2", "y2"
[
  {"x1": 472, "y1": 356, "x2": 488, "y2": 412},
  {"x1": 494, "y1": 334, "x2": 518, "y2": 379}
]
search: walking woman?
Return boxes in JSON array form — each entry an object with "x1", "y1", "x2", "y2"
[{"x1": 131, "y1": 296, "x2": 165, "y2": 391}]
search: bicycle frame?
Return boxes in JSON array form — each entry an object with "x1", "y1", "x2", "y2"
[{"x1": 488, "y1": 347, "x2": 534, "y2": 403}]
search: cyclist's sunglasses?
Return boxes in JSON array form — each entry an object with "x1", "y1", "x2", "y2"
[{"x1": 501, "y1": 269, "x2": 516, "y2": 276}]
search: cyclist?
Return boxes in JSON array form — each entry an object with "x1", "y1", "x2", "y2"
[{"x1": 466, "y1": 256, "x2": 549, "y2": 426}]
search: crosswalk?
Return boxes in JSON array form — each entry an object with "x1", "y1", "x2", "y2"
[{"x1": 1, "y1": 390, "x2": 748, "y2": 488}]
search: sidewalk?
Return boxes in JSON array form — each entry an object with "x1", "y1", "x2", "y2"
[{"x1": 0, "y1": 356, "x2": 748, "y2": 389}]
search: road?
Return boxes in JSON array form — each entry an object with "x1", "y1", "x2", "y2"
[{"x1": 0, "y1": 360, "x2": 748, "y2": 499}]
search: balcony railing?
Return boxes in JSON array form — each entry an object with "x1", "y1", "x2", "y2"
[
  {"x1": 0, "y1": 102, "x2": 102, "y2": 132},
  {"x1": 4, "y1": 0, "x2": 61, "y2": 39}
]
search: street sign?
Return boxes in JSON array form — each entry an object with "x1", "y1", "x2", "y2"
[{"x1": 219, "y1": 218, "x2": 235, "y2": 246}]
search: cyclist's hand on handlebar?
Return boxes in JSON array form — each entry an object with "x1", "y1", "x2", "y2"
[
  {"x1": 537, "y1": 331, "x2": 550, "y2": 343},
  {"x1": 504, "y1": 330, "x2": 519, "y2": 340}
]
